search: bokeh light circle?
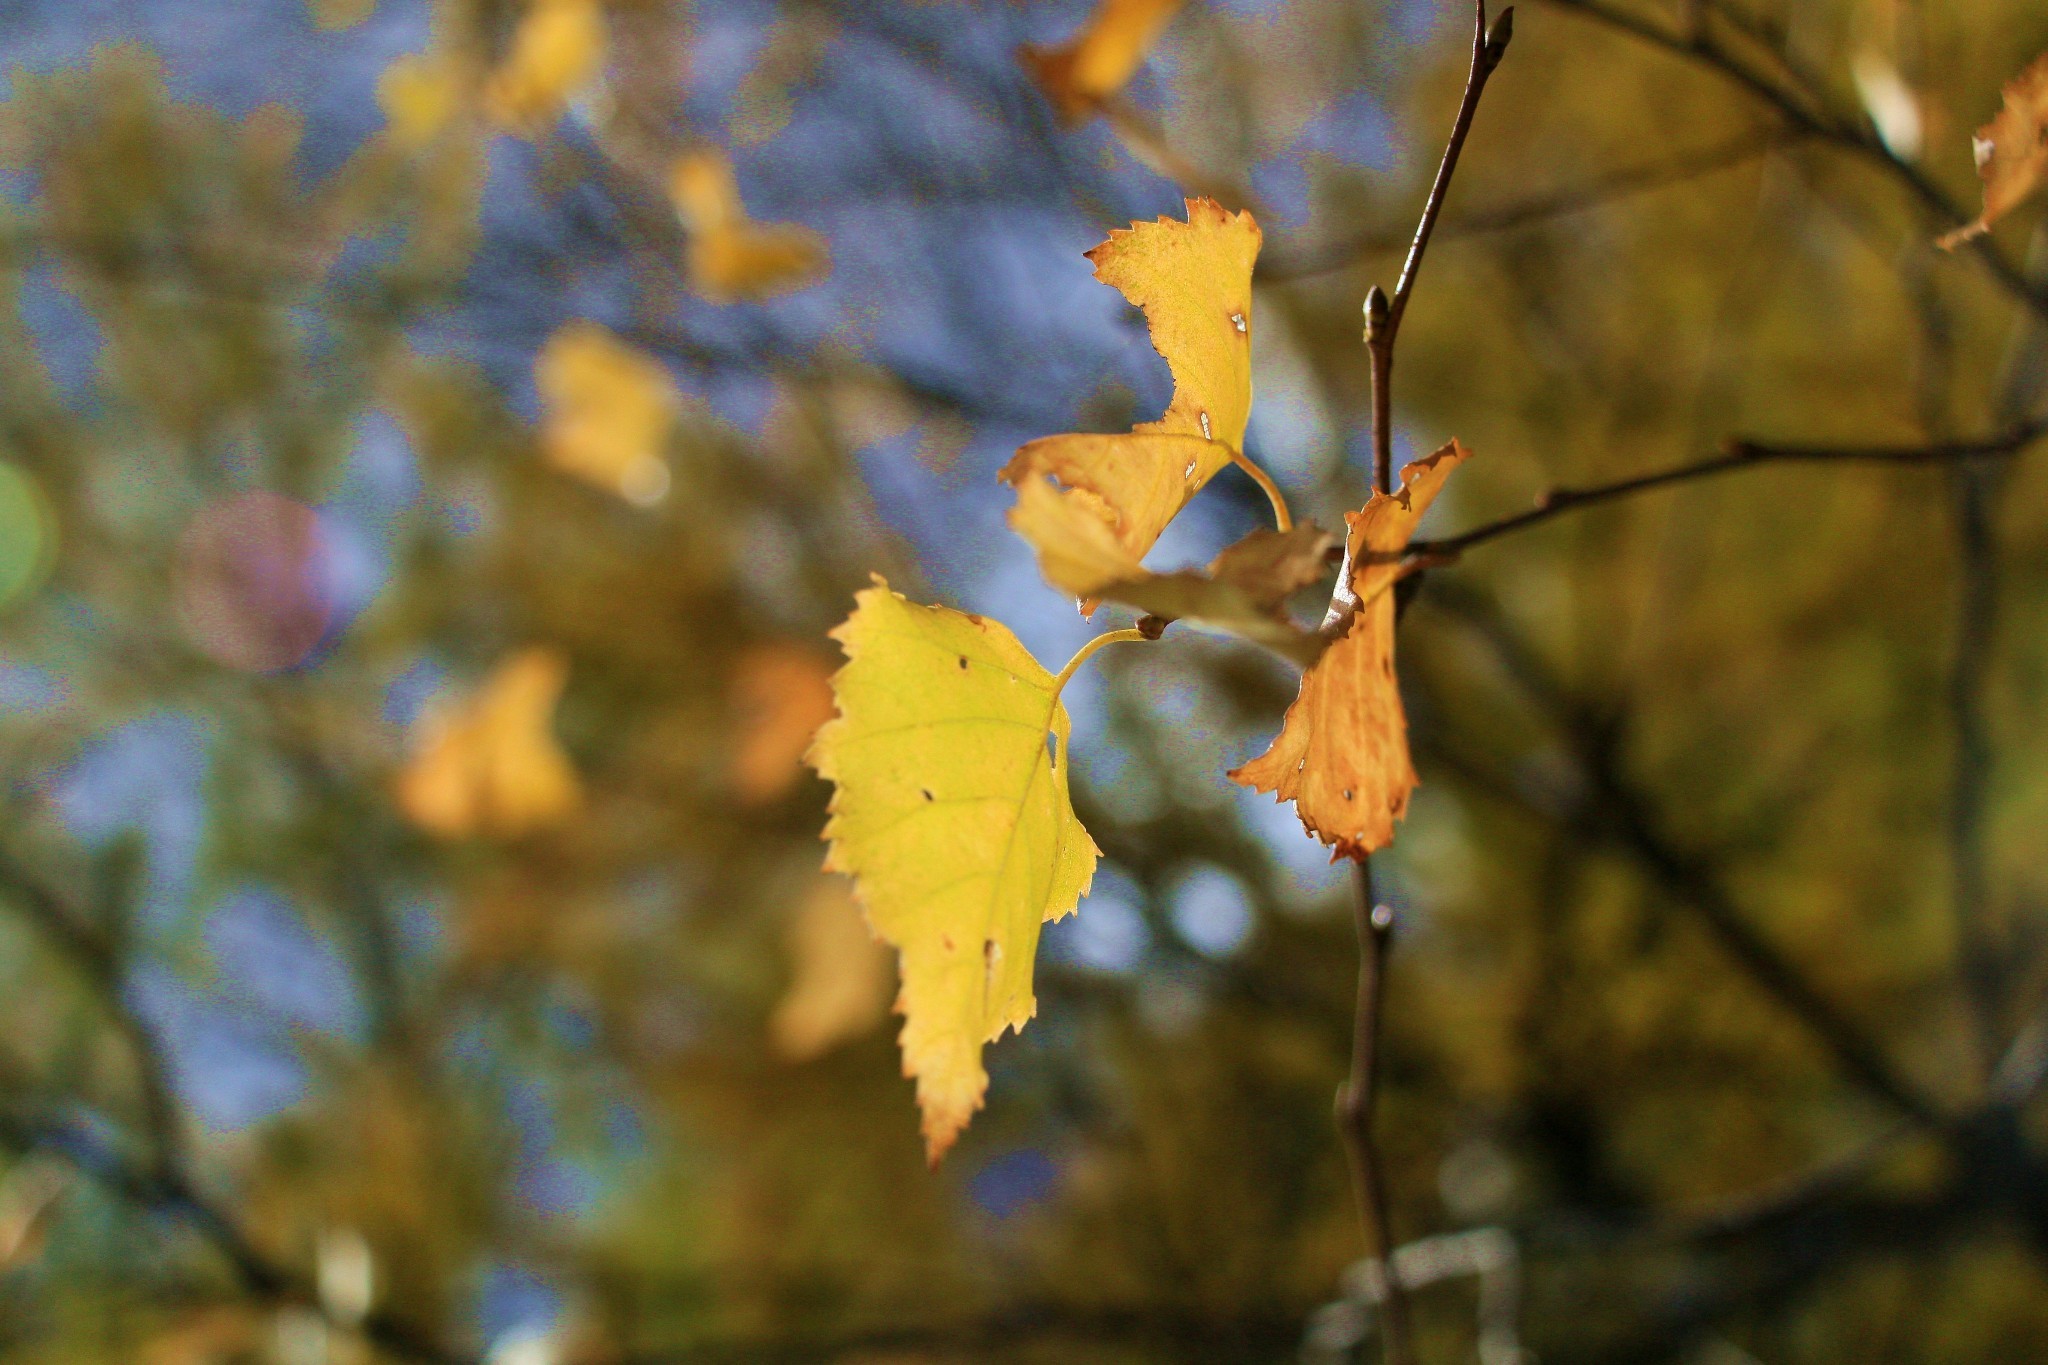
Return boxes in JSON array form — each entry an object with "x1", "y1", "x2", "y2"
[{"x1": 173, "y1": 491, "x2": 333, "y2": 673}]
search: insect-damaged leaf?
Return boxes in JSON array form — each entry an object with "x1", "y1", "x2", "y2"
[
  {"x1": 806, "y1": 579, "x2": 1098, "y2": 1163},
  {"x1": 1009, "y1": 474, "x2": 1333, "y2": 667},
  {"x1": 1021, "y1": 0, "x2": 1188, "y2": 123},
  {"x1": 1231, "y1": 441, "x2": 1470, "y2": 860},
  {"x1": 1940, "y1": 50, "x2": 2048, "y2": 249},
  {"x1": 1002, "y1": 198, "x2": 1260, "y2": 608},
  {"x1": 669, "y1": 148, "x2": 830, "y2": 302}
]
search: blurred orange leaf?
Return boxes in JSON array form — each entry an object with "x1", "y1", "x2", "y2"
[
  {"x1": 730, "y1": 642, "x2": 837, "y2": 804},
  {"x1": 1940, "y1": 50, "x2": 2048, "y2": 249},
  {"x1": 669, "y1": 148, "x2": 830, "y2": 302},
  {"x1": 1231, "y1": 441, "x2": 1469, "y2": 860},
  {"x1": 397, "y1": 647, "x2": 582, "y2": 838},
  {"x1": 770, "y1": 875, "x2": 895, "y2": 1061},
  {"x1": 1002, "y1": 198, "x2": 1262, "y2": 610},
  {"x1": 536, "y1": 322, "x2": 677, "y2": 504},
  {"x1": 1021, "y1": 0, "x2": 1187, "y2": 122},
  {"x1": 483, "y1": 0, "x2": 607, "y2": 136},
  {"x1": 808, "y1": 579, "x2": 1097, "y2": 1163}
]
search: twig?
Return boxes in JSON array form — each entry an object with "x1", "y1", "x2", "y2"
[
  {"x1": 1331, "y1": 7, "x2": 1514, "y2": 1360},
  {"x1": 1336, "y1": 869, "x2": 1410, "y2": 1365},
  {"x1": 1410, "y1": 419, "x2": 2048, "y2": 561},
  {"x1": 1365, "y1": 0, "x2": 1514, "y2": 493}
]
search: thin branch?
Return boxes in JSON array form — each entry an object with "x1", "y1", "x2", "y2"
[
  {"x1": 1533, "y1": 0, "x2": 2048, "y2": 322},
  {"x1": 1336, "y1": 868, "x2": 1411, "y2": 1365},
  {"x1": 1422, "y1": 588, "x2": 1950, "y2": 1128},
  {"x1": 1261, "y1": 128, "x2": 1797, "y2": 281},
  {"x1": 1410, "y1": 418, "x2": 2048, "y2": 561},
  {"x1": 0, "y1": 1101, "x2": 473, "y2": 1365}
]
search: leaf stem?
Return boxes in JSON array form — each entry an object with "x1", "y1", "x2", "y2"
[
  {"x1": 1230, "y1": 449, "x2": 1294, "y2": 531},
  {"x1": 1050, "y1": 628, "x2": 1149, "y2": 698}
]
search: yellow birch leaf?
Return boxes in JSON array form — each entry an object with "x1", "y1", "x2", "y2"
[
  {"x1": 770, "y1": 875, "x2": 896, "y2": 1061},
  {"x1": 397, "y1": 648, "x2": 582, "y2": 838},
  {"x1": 669, "y1": 148, "x2": 830, "y2": 302},
  {"x1": 378, "y1": 52, "x2": 471, "y2": 149},
  {"x1": 1230, "y1": 441, "x2": 1470, "y2": 860},
  {"x1": 1001, "y1": 198, "x2": 1260, "y2": 607},
  {"x1": 1940, "y1": 51, "x2": 2048, "y2": 249},
  {"x1": 536, "y1": 322, "x2": 677, "y2": 504},
  {"x1": 483, "y1": 0, "x2": 607, "y2": 136},
  {"x1": 1008, "y1": 474, "x2": 1333, "y2": 666},
  {"x1": 1021, "y1": 0, "x2": 1188, "y2": 123},
  {"x1": 807, "y1": 578, "x2": 1099, "y2": 1163},
  {"x1": 730, "y1": 642, "x2": 838, "y2": 804}
]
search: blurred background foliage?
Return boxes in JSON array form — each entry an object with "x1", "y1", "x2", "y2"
[{"x1": 0, "y1": 0, "x2": 2046, "y2": 1361}]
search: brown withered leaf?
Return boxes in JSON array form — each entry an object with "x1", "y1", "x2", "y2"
[
  {"x1": 1940, "y1": 51, "x2": 2048, "y2": 249},
  {"x1": 1008, "y1": 473, "x2": 1333, "y2": 666},
  {"x1": 1230, "y1": 440, "x2": 1470, "y2": 860}
]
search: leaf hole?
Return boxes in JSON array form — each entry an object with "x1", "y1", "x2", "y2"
[
  {"x1": 1198, "y1": 411, "x2": 1212, "y2": 440},
  {"x1": 1342, "y1": 789, "x2": 1353, "y2": 801},
  {"x1": 957, "y1": 655, "x2": 969, "y2": 669},
  {"x1": 1230, "y1": 311, "x2": 1246, "y2": 334},
  {"x1": 1045, "y1": 731, "x2": 1059, "y2": 769}
]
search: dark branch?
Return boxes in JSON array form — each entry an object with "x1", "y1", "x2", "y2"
[
  {"x1": 1410, "y1": 418, "x2": 2048, "y2": 561},
  {"x1": 1336, "y1": 870, "x2": 1411, "y2": 1365}
]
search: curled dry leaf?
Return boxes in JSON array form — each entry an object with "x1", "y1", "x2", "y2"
[
  {"x1": 1231, "y1": 440, "x2": 1470, "y2": 860},
  {"x1": 807, "y1": 579, "x2": 1098, "y2": 1163},
  {"x1": 1009, "y1": 474, "x2": 1334, "y2": 666},
  {"x1": 729, "y1": 641, "x2": 837, "y2": 804},
  {"x1": 397, "y1": 647, "x2": 583, "y2": 838},
  {"x1": 669, "y1": 147, "x2": 830, "y2": 302},
  {"x1": 770, "y1": 874, "x2": 896, "y2": 1062},
  {"x1": 1939, "y1": 50, "x2": 2048, "y2": 250},
  {"x1": 483, "y1": 0, "x2": 607, "y2": 136},
  {"x1": 1001, "y1": 198, "x2": 1260, "y2": 609},
  {"x1": 536, "y1": 321, "x2": 677, "y2": 505},
  {"x1": 1021, "y1": 0, "x2": 1188, "y2": 122}
]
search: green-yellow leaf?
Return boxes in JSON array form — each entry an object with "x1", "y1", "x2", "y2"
[{"x1": 807, "y1": 578, "x2": 1098, "y2": 1163}]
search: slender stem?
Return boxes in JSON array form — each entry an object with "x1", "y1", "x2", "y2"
[
  {"x1": 1230, "y1": 449, "x2": 1294, "y2": 531},
  {"x1": 1337, "y1": 866, "x2": 1411, "y2": 1365},
  {"x1": 1050, "y1": 627, "x2": 1148, "y2": 696},
  {"x1": 1410, "y1": 418, "x2": 2048, "y2": 561}
]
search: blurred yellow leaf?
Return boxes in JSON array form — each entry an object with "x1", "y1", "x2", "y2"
[
  {"x1": 483, "y1": 0, "x2": 606, "y2": 136},
  {"x1": 1001, "y1": 198, "x2": 1261, "y2": 610},
  {"x1": 1231, "y1": 441, "x2": 1469, "y2": 860},
  {"x1": 1021, "y1": 0, "x2": 1187, "y2": 122},
  {"x1": 141, "y1": 1307, "x2": 260, "y2": 1365},
  {"x1": 536, "y1": 322, "x2": 677, "y2": 504},
  {"x1": 1940, "y1": 50, "x2": 2048, "y2": 248},
  {"x1": 770, "y1": 875, "x2": 895, "y2": 1061},
  {"x1": 669, "y1": 147, "x2": 830, "y2": 302},
  {"x1": 807, "y1": 579, "x2": 1098, "y2": 1162},
  {"x1": 377, "y1": 52, "x2": 470, "y2": 148},
  {"x1": 397, "y1": 648, "x2": 582, "y2": 838},
  {"x1": 1009, "y1": 475, "x2": 1334, "y2": 665},
  {"x1": 730, "y1": 642, "x2": 837, "y2": 804}
]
